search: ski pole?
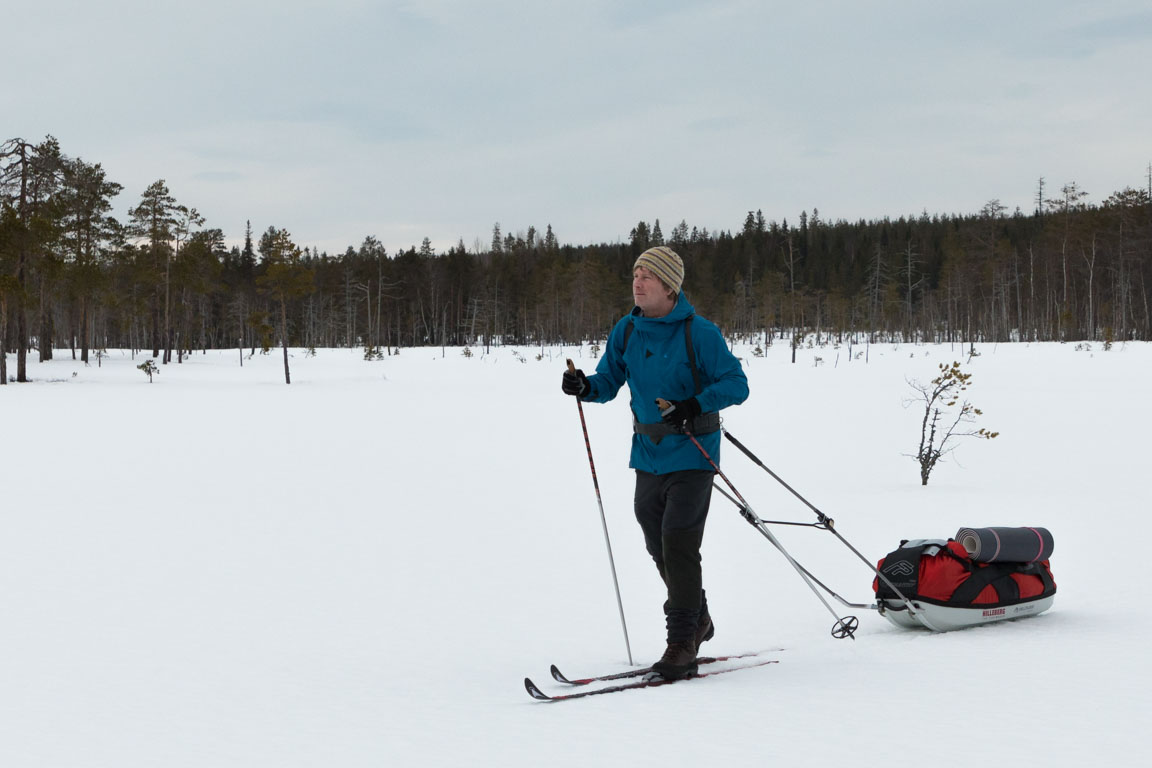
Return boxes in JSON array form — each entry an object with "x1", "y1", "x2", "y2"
[
  {"x1": 568, "y1": 359, "x2": 633, "y2": 665},
  {"x1": 657, "y1": 399, "x2": 859, "y2": 640}
]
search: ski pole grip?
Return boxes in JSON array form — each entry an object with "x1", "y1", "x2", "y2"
[
  {"x1": 655, "y1": 397, "x2": 673, "y2": 416},
  {"x1": 566, "y1": 359, "x2": 576, "y2": 374}
]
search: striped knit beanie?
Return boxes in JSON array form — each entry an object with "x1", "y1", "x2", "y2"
[{"x1": 634, "y1": 246, "x2": 684, "y2": 295}]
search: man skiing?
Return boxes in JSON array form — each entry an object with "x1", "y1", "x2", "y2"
[{"x1": 562, "y1": 245, "x2": 748, "y2": 679}]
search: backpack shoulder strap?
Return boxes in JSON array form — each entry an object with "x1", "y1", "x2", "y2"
[{"x1": 684, "y1": 315, "x2": 701, "y2": 395}]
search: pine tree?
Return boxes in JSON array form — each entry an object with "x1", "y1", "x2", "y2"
[
  {"x1": 0, "y1": 136, "x2": 65, "y2": 379},
  {"x1": 166, "y1": 204, "x2": 204, "y2": 362},
  {"x1": 240, "y1": 220, "x2": 256, "y2": 276},
  {"x1": 128, "y1": 180, "x2": 180, "y2": 358},
  {"x1": 742, "y1": 211, "x2": 757, "y2": 238},
  {"x1": 256, "y1": 227, "x2": 314, "y2": 383},
  {"x1": 59, "y1": 157, "x2": 122, "y2": 363},
  {"x1": 491, "y1": 223, "x2": 503, "y2": 253},
  {"x1": 0, "y1": 206, "x2": 18, "y2": 384},
  {"x1": 629, "y1": 221, "x2": 651, "y2": 253},
  {"x1": 651, "y1": 219, "x2": 664, "y2": 246},
  {"x1": 1045, "y1": 182, "x2": 1089, "y2": 338}
]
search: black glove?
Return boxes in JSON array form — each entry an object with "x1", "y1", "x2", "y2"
[
  {"x1": 659, "y1": 397, "x2": 701, "y2": 427},
  {"x1": 562, "y1": 368, "x2": 590, "y2": 397}
]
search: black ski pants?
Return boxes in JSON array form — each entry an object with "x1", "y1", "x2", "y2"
[{"x1": 633, "y1": 469, "x2": 714, "y2": 644}]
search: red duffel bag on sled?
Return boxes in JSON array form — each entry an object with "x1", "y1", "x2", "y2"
[{"x1": 873, "y1": 538, "x2": 1056, "y2": 631}]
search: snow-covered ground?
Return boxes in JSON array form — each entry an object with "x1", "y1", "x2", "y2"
[{"x1": 2, "y1": 340, "x2": 1148, "y2": 767}]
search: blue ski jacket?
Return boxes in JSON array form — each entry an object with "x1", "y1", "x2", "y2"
[{"x1": 581, "y1": 294, "x2": 748, "y2": 474}]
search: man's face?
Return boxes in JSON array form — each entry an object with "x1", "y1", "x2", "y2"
[{"x1": 633, "y1": 266, "x2": 675, "y2": 317}]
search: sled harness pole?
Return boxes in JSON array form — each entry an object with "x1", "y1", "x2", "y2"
[
  {"x1": 657, "y1": 399, "x2": 859, "y2": 640},
  {"x1": 719, "y1": 427, "x2": 922, "y2": 618},
  {"x1": 709, "y1": 483, "x2": 873, "y2": 611},
  {"x1": 568, "y1": 359, "x2": 633, "y2": 665}
]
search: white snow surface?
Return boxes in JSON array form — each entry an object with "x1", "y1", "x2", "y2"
[{"x1": 2, "y1": 341, "x2": 1149, "y2": 767}]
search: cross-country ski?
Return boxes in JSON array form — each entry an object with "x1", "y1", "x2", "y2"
[
  {"x1": 526, "y1": 658, "x2": 780, "y2": 702},
  {"x1": 548, "y1": 650, "x2": 783, "y2": 685}
]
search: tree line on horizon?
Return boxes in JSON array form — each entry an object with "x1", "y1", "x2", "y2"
[{"x1": 3, "y1": 135, "x2": 1152, "y2": 384}]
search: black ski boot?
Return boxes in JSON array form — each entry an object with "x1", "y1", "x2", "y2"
[{"x1": 652, "y1": 638, "x2": 698, "y2": 680}]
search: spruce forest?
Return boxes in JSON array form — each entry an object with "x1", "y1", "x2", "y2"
[{"x1": 3, "y1": 135, "x2": 1152, "y2": 384}]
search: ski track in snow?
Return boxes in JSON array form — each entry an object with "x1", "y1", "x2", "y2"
[{"x1": 2, "y1": 342, "x2": 1149, "y2": 767}]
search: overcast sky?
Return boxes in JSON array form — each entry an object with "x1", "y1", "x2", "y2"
[{"x1": 5, "y1": 0, "x2": 1151, "y2": 255}]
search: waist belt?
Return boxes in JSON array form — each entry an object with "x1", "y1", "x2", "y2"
[{"x1": 633, "y1": 412, "x2": 720, "y2": 444}]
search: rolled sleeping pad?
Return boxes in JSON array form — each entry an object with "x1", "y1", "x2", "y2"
[{"x1": 955, "y1": 527, "x2": 1054, "y2": 563}]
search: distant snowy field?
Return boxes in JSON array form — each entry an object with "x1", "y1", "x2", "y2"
[{"x1": 2, "y1": 341, "x2": 1149, "y2": 767}]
